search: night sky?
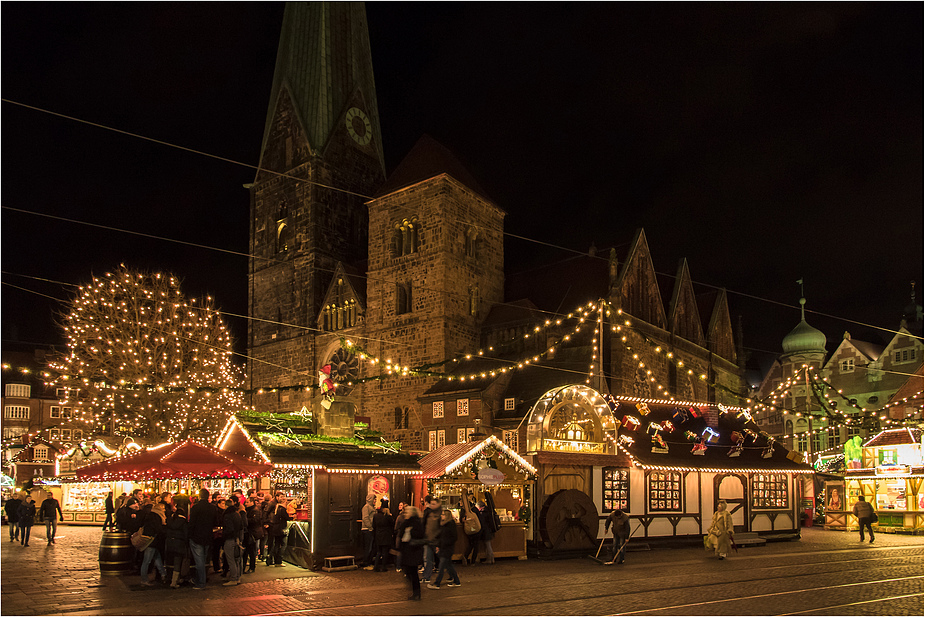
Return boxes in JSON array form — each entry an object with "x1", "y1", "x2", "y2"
[{"x1": 2, "y1": 2, "x2": 922, "y2": 373}]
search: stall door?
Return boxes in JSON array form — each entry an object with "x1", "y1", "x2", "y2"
[
  {"x1": 328, "y1": 474, "x2": 360, "y2": 554},
  {"x1": 715, "y1": 474, "x2": 748, "y2": 533}
]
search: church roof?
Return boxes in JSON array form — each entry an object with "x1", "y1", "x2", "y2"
[
  {"x1": 375, "y1": 134, "x2": 492, "y2": 201},
  {"x1": 259, "y1": 2, "x2": 384, "y2": 172}
]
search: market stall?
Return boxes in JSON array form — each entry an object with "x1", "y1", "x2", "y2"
[
  {"x1": 216, "y1": 414, "x2": 421, "y2": 569},
  {"x1": 415, "y1": 434, "x2": 536, "y2": 560},
  {"x1": 522, "y1": 386, "x2": 813, "y2": 557},
  {"x1": 845, "y1": 428, "x2": 923, "y2": 533}
]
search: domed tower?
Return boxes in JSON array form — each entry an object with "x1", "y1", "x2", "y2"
[{"x1": 781, "y1": 296, "x2": 827, "y2": 366}]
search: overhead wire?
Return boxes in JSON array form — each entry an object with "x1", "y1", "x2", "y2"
[{"x1": 2, "y1": 99, "x2": 921, "y2": 344}]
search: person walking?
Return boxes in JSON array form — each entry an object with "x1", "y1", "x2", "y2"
[
  {"x1": 708, "y1": 500, "x2": 734, "y2": 560},
  {"x1": 398, "y1": 505, "x2": 425, "y2": 601},
  {"x1": 5, "y1": 494, "x2": 22, "y2": 542},
  {"x1": 372, "y1": 504, "x2": 394, "y2": 572},
  {"x1": 18, "y1": 495, "x2": 36, "y2": 547},
  {"x1": 266, "y1": 493, "x2": 290, "y2": 567},
  {"x1": 188, "y1": 489, "x2": 214, "y2": 590},
  {"x1": 40, "y1": 493, "x2": 64, "y2": 545},
  {"x1": 221, "y1": 496, "x2": 244, "y2": 586},
  {"x1": 139, "y1": 499, "x2": 168, "y2": 586},
  {"x1": 165, "y1": 505, "x2": 189, "y2": 588},
  {"x1": 428, "y1": 508, "x2": 462, "y2": 589},
  {"x1": 852, "y1": 495, "x2": 875, "y2": 543},
  {"x1": 420, "y1": 496, "x2": 443, "y2": 582},
  {"x1": 604, "y1": 508, "x2": 631, "y2": 565},
  {"x1": 103, "y1": 492, "x2": 115, "y2": 531}
]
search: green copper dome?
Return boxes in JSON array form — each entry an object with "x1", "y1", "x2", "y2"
[{"x1": 782, "y1": 298, "x2": 826, "y2": 354}]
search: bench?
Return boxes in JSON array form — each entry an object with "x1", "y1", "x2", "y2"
[
  {"x1": 734, "y1": 532, "x2": 767, "y2": 547},
  {"x1": 321, "y1": 555, "x2": 357, "y2": 572}
]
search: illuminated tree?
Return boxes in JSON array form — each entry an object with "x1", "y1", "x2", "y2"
[{"x1": 49, "y1": 265, "x2": 244, "y2": 442}]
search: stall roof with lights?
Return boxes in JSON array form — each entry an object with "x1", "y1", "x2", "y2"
[
  {"x1": 216, "y1": 415, "x2": 421, "y2": 473},
  {"x1": 862, "y1": 427, "x2": 923, "y2": 449},
  {"x1": 74, "y1": 439, "x2": 272, "y2": 481},
  {"x1": 609, "y1": 397, "x2": 814, "y2": 474},
  {"x1": 418, "y1": 435, "x2": 537, "y2": 479}
]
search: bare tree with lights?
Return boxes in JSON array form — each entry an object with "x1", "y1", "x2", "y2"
[{"x1": 49, "y1": 265, "x2": 244, "y2": 442}]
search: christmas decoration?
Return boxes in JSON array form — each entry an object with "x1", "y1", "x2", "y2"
[
  {"x1": 660, "y1": 420, "x2": 675, "y2": 433},
  {"x1": 702, "y1": 427, "x2": 719, "y2": 443},
  {"x1": 636, "y1": 402, "x2": 651, "y2": 416},
  {"x1": 618, "y1": 434, "x2": 635, "y2": 447},
  {"x1": 692, "y1": 440, "x2": 707, "y2": 455},
  {"x1": 47, "y1": 265, "x2": 243, "y2": 441},
  {"x1": 684, "y1": 430, "x2": 698, "y2": 442},
  {"x1": 651, "y1": 433, "x2": 669, "y2": 453},
  {"x1": 672, "y1": 408, "x2": 690, "y2": 425},
  {"x1": 318, "y1": 364, "x2": 336, "y2": 409},
  {"x1": 761, "y1": 439, "x2": 776, "y2": 459},
  {"x1": 622, "y1": 416, "x2": 640, "y2": 431}
]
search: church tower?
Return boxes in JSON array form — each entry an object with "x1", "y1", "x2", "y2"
[{"x1": 247, "y1": 2, "x2": 385, "y2": 410}]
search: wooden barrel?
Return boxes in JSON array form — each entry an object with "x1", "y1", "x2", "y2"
[{"x1": 99, "y1": 531, "x2": 134, "y2": 575}]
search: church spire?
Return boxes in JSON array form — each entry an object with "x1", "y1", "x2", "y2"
[{"x1": 258, "y1": 1, "x2": 385, "y2": 175}]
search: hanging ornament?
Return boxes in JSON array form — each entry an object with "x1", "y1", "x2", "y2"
[
  {"x1": 736, "y1": 409, "x2": 753, "y2": 422},
  {"x1": 318, "y1": 365, "x2": 336, "y2": 410},
  {"x1": 684, "y1": 430, "x2": 699, "y2": 443},
  {"x1": 702, "y1": 427, "x2": 719, "y2": 443},
  {"x1": 618, "y1": 434, "x2": 635, "y2": 447},
  {"x1": 636, "y1": 402, "x2": 651, "y2": 416},
  {"x1": 646, "y1": 422, "x2": 662, "y2": 437},
  {"x1": 672, "y1": 408, "x2": 690, "y2": 425},
  {"x1": 651, "y1": 433, "x2": 669, "y2": 453},
  {"x1": 761, "y1": 439, "x2": 776, "y2": 459},
  {"x1": 688, "y1": 407, "x2": 703, "y2": 419},
  {"x1": 660, "y1": 420, "x2": 675, "y2": 433},
  {"x1": 622, "y1": 416, "x2": 640, "y2": 431}
]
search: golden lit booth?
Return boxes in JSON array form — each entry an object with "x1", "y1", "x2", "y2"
[
  {"x1": 845, "y1": 428, "x2": 923, "y2": 534},
  {"x1": 524, "y1": 385, "x2": 813, "y2": 558},
  {"x1": 414, "y1": 435, "x2": 536, "y2": 561}
]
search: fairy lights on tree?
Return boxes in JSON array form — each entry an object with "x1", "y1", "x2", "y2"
[{"x1": 48, "y1": 265, "x2": 244, "y2": 442}]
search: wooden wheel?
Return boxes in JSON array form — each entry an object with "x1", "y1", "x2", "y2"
[{"x1": 538, "y1": 489, "x2": 599, "y2": 550}]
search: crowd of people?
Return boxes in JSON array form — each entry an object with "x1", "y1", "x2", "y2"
[
  {"x1": 360, "y1": 492, "x2": 500, "y2": 601},
  {"x1": 4, "y1": 490, "x2": 64, "y2": 547},
  {"x1": 104, "y1": 487, "x2": 291, "y2": 588}
]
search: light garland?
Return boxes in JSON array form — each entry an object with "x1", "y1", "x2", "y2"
[{"x1": 444, "y1": 435, "x2": 537, "y2": 476}]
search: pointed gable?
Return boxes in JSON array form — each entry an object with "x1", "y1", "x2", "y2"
[
  {"x1": 613, "y1": 229, "x2": 667, "y2": 329},
  {"x1": 703, "y1": 289, "x2": 736, "y2": 363},
  {"x1": 668, "y1": 259, "x2": 704, "y2": 346},
  {"x1": 317, "y1": 262, "x2": 366, "y2": 329},
  {"x1": 258, "y1": 2, "x2": 385, "y2": 174}
]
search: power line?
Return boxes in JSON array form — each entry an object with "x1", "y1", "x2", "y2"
[{"x1": 2, "y1": 101, "x2": 920, "y2": 342}]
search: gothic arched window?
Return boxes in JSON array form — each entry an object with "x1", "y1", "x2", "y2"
[{"x1": 465, "y1": 227, "x2": 479, "y2": 258}]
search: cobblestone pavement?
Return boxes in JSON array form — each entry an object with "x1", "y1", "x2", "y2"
[{"x1": 1, "y1": 525, "x2": 921, "y2": 616}]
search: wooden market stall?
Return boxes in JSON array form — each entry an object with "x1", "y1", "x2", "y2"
[
  {"x1": 844, "y1": 428, "x2": 923, "y2": 533},
  {"x1": 523, "y1": 385, "x2": 814, "y2": 557},
  {"x1": 216, "y1": 414, "x2": 422, "y2": 569},
  {"x1": 415, "y1": 434, "x2": 536, "y2": 560}
]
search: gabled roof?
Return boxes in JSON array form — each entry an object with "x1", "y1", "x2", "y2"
[
  {"x1": 851, "y1": 339, "x2": 884, "y2": 362},
  {"x1": 611, "y1": 397, "x2": 813, "y2": 473},
  {"x1": 375, "y1": 134, "x2": 492, "y2": 202},
  {"x1": 417, "y1": 435, "x2": 536, "y2": 479},
  {"x1": 863, "y1": 427, "x2": 923, "y2": 449},
  {"x1": 889, "y1": 364, "x2": 924, "y2": 403}
]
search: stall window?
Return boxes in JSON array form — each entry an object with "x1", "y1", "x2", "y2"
[
  {"x1": 647, "y1": 471, "x2": 682, "y2": 511},
  {"x1": 433, "y1": 401, "x2": 444, "y2": 418},
  {"x1": 603, "y1": 467, "x2": 630, "y2": 512},
  {"x1": 751, "y1": 473, "x2": 789, "y2": 509}
]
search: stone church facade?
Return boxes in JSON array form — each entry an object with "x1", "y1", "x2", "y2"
[{"x1": 247, "y1": 2, "x2": 745, "y2": 451}]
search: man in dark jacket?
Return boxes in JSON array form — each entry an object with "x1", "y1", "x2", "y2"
[
  {"x1": 188, "y1": 489, "x2": 214, "y2": 590},
  {"x1": 266, "y1": 493, "x2": 290, "y2": 567},
  {"x1": 40, "y1": 494, "x2": 64, "y2": 545},
  {"x1": 853, "y1": 495, "x2": 875, "y2": 543},
  {"x1": 420, "y1": 496, "x2": 442, "y2": 582},
  {"x1": 372, "y1": 505, "x2": 395, "y2": 572},
  {"x1": 428, "y1": 508, "x2": 461, "y2": 589},
  {"x1": 5, "y1": 495, "x2": 21, "y2": 542},
  {"x1": 604, "y1": 508, "x2": 631, "y2": 564},
  {"x1": 103, "y1": 492, "x2": 115, "y2": 531}
]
